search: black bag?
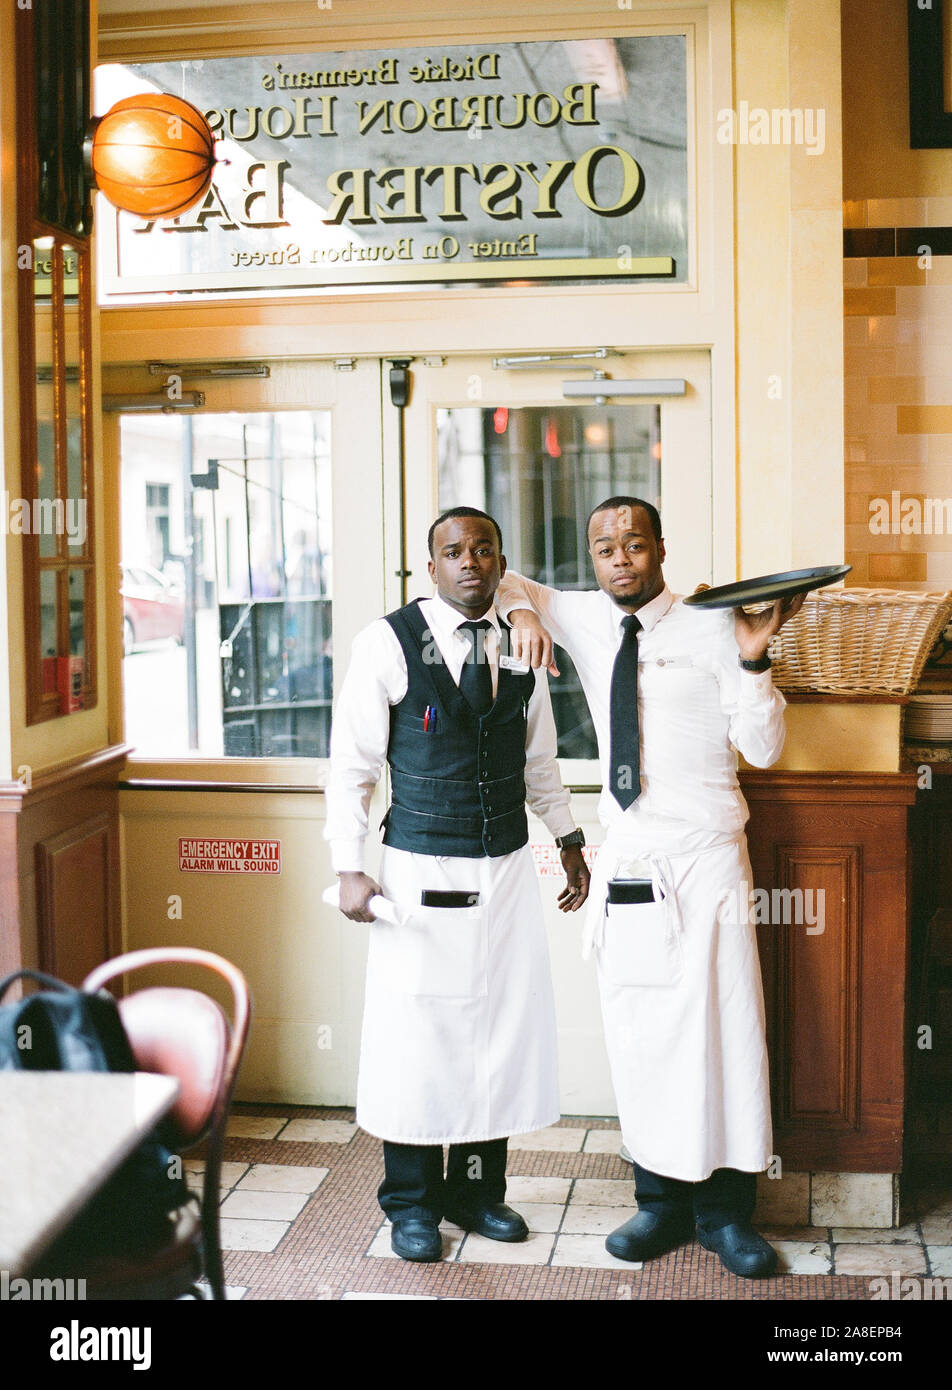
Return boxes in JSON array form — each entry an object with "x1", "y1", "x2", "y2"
[{"x1": 0, "y1": 969, "x2": 192, "y2": 1258}]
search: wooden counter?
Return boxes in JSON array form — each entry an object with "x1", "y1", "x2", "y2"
[{"x1": 741, "y1": 770, "x2": 917, "y2": 1173}]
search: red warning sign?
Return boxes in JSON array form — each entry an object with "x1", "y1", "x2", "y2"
[
  {"x1": 529, "y1": 842, "x2": 597, "y2": 878},
  {"x1": 179, "y1": 838, "x2": 281, "y2": 874}
]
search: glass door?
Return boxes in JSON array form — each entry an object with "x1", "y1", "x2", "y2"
[
  {"x1": 105, "y1": 357, "x2": 384, "y2": 778},
  {"x1": 399, "y1": 350, "x2": 713, "y2": 785}
]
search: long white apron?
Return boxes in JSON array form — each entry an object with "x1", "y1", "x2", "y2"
[
  {"x1": 586, "y1": 819, "x2": 773, "y2": 1182},
  {"x1": 356, "y1": 842, "x2": 560, "y2": 1145}
]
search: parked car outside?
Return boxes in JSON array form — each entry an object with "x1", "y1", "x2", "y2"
[{"x1": 121, "y1": 563, "x2": 185, "y2": 654}]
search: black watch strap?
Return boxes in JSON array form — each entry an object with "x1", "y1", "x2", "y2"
[
  {"x1": 556, "y1": 828, "x2": 585, "y2": 849},
  {"x1": 739, "y1": 654, "x2": 772, "y2": 672}
]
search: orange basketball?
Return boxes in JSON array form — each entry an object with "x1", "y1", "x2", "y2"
[{"x1": 91, "y1": 93, "x2": 216, "y2": 218}]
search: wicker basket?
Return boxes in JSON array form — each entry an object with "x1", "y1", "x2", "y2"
[{"x1": 766, "y1": 586, "x2": 952, "y2": 695}]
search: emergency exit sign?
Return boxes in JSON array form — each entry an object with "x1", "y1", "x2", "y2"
[{"x1": 179, "y1": 837, "x2": 282, "y2": 873}]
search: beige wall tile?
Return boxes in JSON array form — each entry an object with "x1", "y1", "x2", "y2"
[
  {"x1": 877, "y1": 463, "x2": 952, "y2": 491},
  {"x1": 844, "y1": 375, "x2": 871, "y2": 408},
  {"x1": 843, "y1": 200, "x2": 867, "y2": 229},
  {"x1": 927, "y1": 554, "x2": 952, "y2": 583},
  {"x1": 843, "y1": 404, "x2": 901, "y2": 437},
  {"x1": 865, "y1": 432, "x2": 929, "y2": 462},
  {"x1": 844, "y1": 316, "x2": 869, "y2": 346},
  {"x1": 925, "y1": 196, "x2": 952, "y2": 224},
  {"x1": 844, "y1": 550, "x2": 870, "y2": 582},
  {"x1": 867, "y1": 198, "x2": 928, "y2": 227},
  {"x1": 845, "y1": 492, "x2": 875, "y2": 526},
  {"x1": 754, "y1": 1172, "x2": 810, "y2": 1226},
  {"x1": 898, "y1": 406, "x2": 952, "y2": 434},
  {"x1": 845, "y1": 288, "x2": 896, "y2": 316},
  {"x1": 845, "y1": 465, "x2": 888, "y2": 490},
  {"x1": 811, "y1": 1173, "x2": 896, "y2": 1226},
  {"x1": 867, "y1": 377, "x2": 925, "y2": 405},
  {"x1": 844, "y1": 346, "x2": 896, "y2": 375},
  {"x1": 896, "y1": 342, "x2": 952, "y2": 376},
  {"x1": 867, "y1": 258, "x2": 929, "y2": 287},
  {"x1": 869, "y1": 316, "x2": 921, "y2": 346},
  {"x1": 868, "y1": 553, "x2": 928, "y2": 582},
  {"x1": 896, "y1": 285, "x2": 952, "y2": 317},
  {"x1": 843, "y1": 259, "x2": 867, "y2": 288}
]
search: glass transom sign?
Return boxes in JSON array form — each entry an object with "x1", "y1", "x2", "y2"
[
  {"x1": 438, "y1": 403, "x2": 661, "y2": 761},
  {"x1": 96, "y1": 36, "x2": 688, "y2": 296}
]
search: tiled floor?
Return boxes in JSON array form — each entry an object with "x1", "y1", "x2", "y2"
[{"x1": 202, "y1": 1104, "x2": 952, "y2": 1300}]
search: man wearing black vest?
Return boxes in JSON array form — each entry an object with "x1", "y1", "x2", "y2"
[{"x1": 325, "y1": 507, "x2": 589, "y2": 1262}]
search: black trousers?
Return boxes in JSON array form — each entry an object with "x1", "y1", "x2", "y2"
[
  {"x1": 633, "y1": 1161, "x2": 757, "y2": 1234},
  {"x1": 379, "y1": 1139, "x2": 508, "y2": 1222}
]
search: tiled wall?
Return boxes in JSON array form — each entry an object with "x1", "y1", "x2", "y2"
[{"x1": 844, "y1": 198, "x2": 952, "y2": 591}]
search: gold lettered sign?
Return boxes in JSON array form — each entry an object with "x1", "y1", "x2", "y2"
[{"x1": 98, "y1": 36, "x2": 688, "y2": 296}]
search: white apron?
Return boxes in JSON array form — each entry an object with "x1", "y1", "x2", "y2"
[
  {"x1": 356, "y1": 842, "x2": 560, "y2": 1145},
  {"x1": 585, "y1": 818, "x2": 773, "y2": 1182}
]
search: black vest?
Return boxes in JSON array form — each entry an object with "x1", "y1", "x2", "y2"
[{"x1": 382, "y1": 599, "x2": 534, "y2": 859}]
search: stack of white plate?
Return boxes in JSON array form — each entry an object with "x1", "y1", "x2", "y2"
[{"x1": 906, "y1": 695, "x2": 952, "y2": 743}]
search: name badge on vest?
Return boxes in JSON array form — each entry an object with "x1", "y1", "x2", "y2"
[{"x1": 499, "y1": 654, "x2": 530, "y2": 674}]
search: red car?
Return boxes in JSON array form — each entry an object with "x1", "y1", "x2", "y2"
[{"x1": 121, "y1": 564, "x2": 185, "y2": 654}]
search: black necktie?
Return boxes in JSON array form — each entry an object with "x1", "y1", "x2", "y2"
[
  {"x1": 609, "y1": 614, "x2": 642, "y2": 809},
  {"x1": 458, "y1": 619, "x2": 493, "y2": 715}
]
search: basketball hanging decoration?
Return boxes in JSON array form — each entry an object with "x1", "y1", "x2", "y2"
[{"x1": 88, "y1": 94, "x2": 216, "y2": 219}]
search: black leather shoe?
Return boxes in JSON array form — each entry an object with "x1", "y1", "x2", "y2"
[
  {"x1": 390, "y1": 1215, "x2": 443, "y2": 1262},
  {"x1": 443, "y1": 1202, "x2": 529, "y2": 1242},
  {"x1": 696, "y1": 1221, "x2": 777, "y2": 1278},
  {"x1": 605, "y1": 1208, "x2": 695, "y2": 1262}
]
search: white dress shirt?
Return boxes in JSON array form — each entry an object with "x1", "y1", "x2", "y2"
[
  {"x1": 495, "y1": 573, "x2": 787, "y2": 836},
  {"x1": 324, "y1": 592, "x2": 576, "y2": 872}
]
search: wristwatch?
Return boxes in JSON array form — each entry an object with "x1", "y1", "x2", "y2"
[
  {"x1": 739, "y1": 653, "x2": 772, "y2": 672},
  {"x1": 556, "y1": 828, "x2": 586, "y2": 849}
]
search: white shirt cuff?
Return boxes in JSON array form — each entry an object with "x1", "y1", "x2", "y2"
[
  {"x1": 330, "y1": 841, "x2": 365, "y2": 874},
  {"x1": 738, "y1": 668, "x2": 777, "y2": 702}
]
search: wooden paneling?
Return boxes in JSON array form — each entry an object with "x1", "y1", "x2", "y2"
[
  {"x1": 742, "y1": 771, "x2": 917, "y2": 1172},
  {"x1": 773, "y1": 846, "x2": 861, "y2": 1131},
  {"x1": 36, "y1": 814, "x2": 112, "y2": 985},
  {"x1": 0, "y1": 746, "x2": 128, "y2": 986}
]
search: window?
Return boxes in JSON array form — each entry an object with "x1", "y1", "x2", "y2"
[
  {"x1": 120, "y1": 410, "x2": 333, "y2": 758},
  {"x1": 438, "y1": 403, "x2": 661, "y2": 759},
  {"x1": 17, "y1": 0, "x2": 96, "y2": 722}
]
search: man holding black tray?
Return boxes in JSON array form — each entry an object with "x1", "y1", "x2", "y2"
[
  {"x1": 325, "y1": 506, "x2": 589, "y2": 1262},
  {"x1": 497, "y1": 496, "x2": 804, "y2": 1279}
]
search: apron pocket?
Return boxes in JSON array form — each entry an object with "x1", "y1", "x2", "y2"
[
  {"x1": 602, "y1": 899, "x2": 682, "y2": 988},
  {"x1": 402, "y1": 904, "x2": 488, "y2": 998}
]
